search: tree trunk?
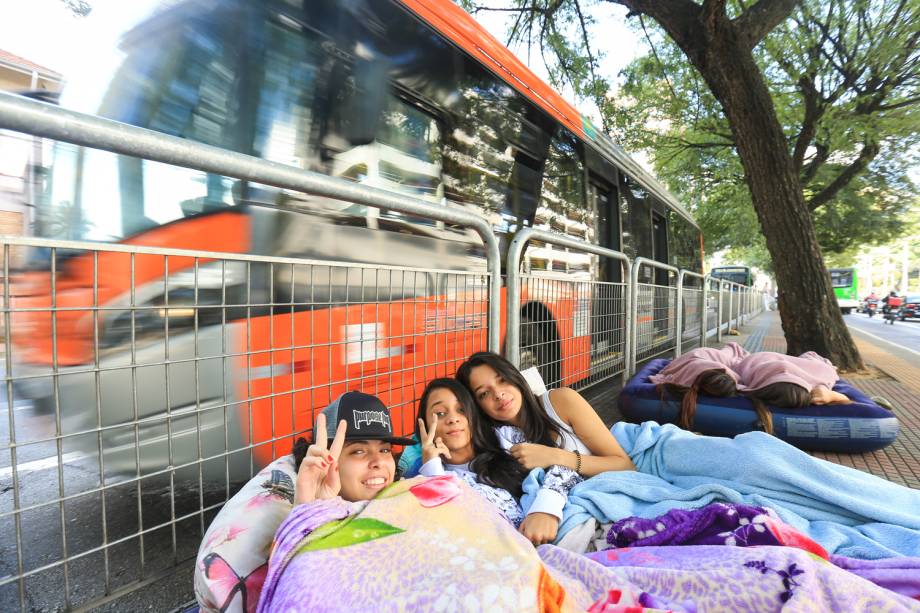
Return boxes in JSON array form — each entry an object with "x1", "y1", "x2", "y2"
[{"x1": 644, "y1": 7, "x2": 864, "y2": 369}]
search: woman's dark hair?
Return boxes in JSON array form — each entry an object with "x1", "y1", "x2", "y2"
[
  {"x1": 743, "y1": 381, "x2": 810, "y2": 435},
  {"x1": 417, "y1": 377, "x2": 527, "y2": 497},
  {"x1": 748, "y1": 382, "x2": 811, "y2": 408},
  {"x1": 292, "y1": 436, "x2": 310, "y2": 472},
  {"x1": 456, "y1": 351, "x2": 562, "y2": 450},
  {"x1": 659, "y1": 369, "x2": 737, "y2": 431}
]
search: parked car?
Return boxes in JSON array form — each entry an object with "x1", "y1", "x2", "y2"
[{"x1": 898, "y1": 294, "x2": 920, "y2": 321}]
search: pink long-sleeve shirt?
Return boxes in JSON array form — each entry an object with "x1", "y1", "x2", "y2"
[
  {"x1": 648, "y1": 342, "x2": 749, "y2": 388},
  {"x1": 735, "y1": 351, "x2": 839, "y2": 392}
]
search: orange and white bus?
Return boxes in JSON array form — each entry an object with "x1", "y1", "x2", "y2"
[{"x1": 8, "y1": 0, "x2": 702, "y2": 478}]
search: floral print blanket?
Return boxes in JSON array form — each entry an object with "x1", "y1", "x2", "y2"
[{"x1": 255, "y1": 475, "x2": 919, "y2": 612}]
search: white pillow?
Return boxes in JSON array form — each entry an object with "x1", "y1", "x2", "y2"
[{"x1": 520, "y1": 365, "x2": 547, "y2": 395}]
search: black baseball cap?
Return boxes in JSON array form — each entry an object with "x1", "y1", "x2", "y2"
[{"x1": 317, "y1": 391, "x2": 415, "y2": 446}]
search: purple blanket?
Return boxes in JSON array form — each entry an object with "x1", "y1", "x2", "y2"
[
  {"x1": 606, "y1": 503, "x2": 920, "y2": 601},
  {"x1": 571, "y1": 545, "x2": 920, "y2": 611}
]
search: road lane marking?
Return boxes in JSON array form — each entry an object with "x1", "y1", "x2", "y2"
[
  {"x1": 0, "y1": 451, "x2": 89, "y2": 479},
  {"x1": 847, "y1": 325, "x2": 920, "y2": 358}
]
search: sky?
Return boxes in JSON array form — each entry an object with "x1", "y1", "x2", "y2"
[{"x1": 0, "y1": 0, "x2": 159, "y2": 75}]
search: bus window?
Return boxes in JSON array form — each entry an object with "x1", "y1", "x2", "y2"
[
  {"x1": 529, "y1": 130, "x2": 587, "y2": 274},
  {"x1": 829, "y1": 267, "x2": 858, "y2": 313},
  {"x1": 590, "y1": 180, "x2": 621, "y2": 282},
  {"x1": 652, "y1": 210, "x2": 669, "y2": 283},
  {"x1": 668, "y1": 210, "x2": 702, "y2": 273},
  {"x1": 620, "y1": 174, "x2": 653, "y2": 281}
]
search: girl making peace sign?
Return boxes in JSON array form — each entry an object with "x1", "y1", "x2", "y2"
[{"x1": 293, "y1": 390, "x2": 415, "y2": 504}]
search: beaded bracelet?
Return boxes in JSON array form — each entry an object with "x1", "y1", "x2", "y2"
[{"x1": 573, "y1": 449, "x2": 582, "y2": 475}]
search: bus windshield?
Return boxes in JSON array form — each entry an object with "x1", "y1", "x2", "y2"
[
  {"x1": 830, "y1": 269, "x2": 854, "y2": 288},
  {"x1": 710, "y1": 266, "x2": 752, "y2": 286}
]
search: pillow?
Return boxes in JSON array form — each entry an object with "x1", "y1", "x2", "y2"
[{"x1": 194, "y1": 454, "x2": 295, "y2": 613}]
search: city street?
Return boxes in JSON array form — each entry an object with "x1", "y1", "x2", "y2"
[{"x1": 844, "y1": 312, "x2": 920, "y2": 365}]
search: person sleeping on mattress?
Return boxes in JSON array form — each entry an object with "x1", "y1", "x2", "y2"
[{"x1": 649, "y1": 344, "x2": 851, "y2": 434}]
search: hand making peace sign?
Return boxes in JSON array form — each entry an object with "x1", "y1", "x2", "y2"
[
  {"x1": 418, "y1": 414, "x2": 452, "y2": 464},
  {"x1": 295, "y1": 414, "x2": 348, "y2": 505}
]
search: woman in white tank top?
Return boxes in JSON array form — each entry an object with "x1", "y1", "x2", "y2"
[
  {"x1": 457, "y1": 352, "x2": 634, "y2": 475},
  {"x1": 457, "y1": 352, "x2": 635, "y2": 544}
]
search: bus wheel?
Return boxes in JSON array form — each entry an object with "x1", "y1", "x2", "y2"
[{"x1": 519, "y1": 311, "x2": 560, "y2": 387}]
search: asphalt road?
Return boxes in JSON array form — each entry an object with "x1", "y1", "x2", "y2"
[
  {"x1": 843, "y1": 309, "x2": 920, "y2": 365},
  {"x1": 0, "y1": 390, "x2": 232, "y2": 612}
]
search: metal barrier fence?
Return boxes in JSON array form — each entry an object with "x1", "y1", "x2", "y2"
[
  {"x1": 1, "y1": 240, "x2": 490, "y2": 611},
  {"x1": 506, "y1": 229, "x2": 631, "y2": 390},
  {"x1": 0, "y1": 92, "x2": 772, "y2": 611},
  {"x1": 676, "y1": 270, "x2": 707, "y2": 356},
  {"x1": 628, "y1": 258, "x2": 679, "y2": 377}
]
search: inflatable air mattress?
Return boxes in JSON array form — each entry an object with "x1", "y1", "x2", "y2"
[{"x1": 619, "y1": 358, "x2": 898, "y2": 452}]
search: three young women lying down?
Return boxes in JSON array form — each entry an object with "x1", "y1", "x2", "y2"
[
  {"x1": 649, "y1": 342, "x2": 852, "y2": 433},
  {"x1": 269, "y1": 390, "x2": 681, "y2": 611}
]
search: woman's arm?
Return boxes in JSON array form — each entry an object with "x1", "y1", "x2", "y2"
[
  {"x1": 810, "y1": 384, "x2": 852, "y2": 405},
  {"x1": 551, "y1": 387, "x2": 636, "y2": 476}
]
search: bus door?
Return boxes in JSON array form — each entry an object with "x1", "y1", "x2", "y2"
[{"x1": 588, "y1": 179, "x2": 623, "y2": 364}]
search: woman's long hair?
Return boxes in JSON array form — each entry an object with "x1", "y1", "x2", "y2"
[
  {"x1": 417, "y1": 377, "x2": 527, "y2": 497},
  {"x1": 659, "y1": 369, "x2": 737, "y2": 431},
  {"x1": 744, "y1": 382, "x2": 810, "y2": 435},
  {"x1": 456, "y1": 351, "x2": 563, "y2": 449}
]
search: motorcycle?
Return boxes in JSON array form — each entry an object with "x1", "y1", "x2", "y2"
[
  {"x1": 866, "y1": 300, "x2": 878, "y2": 317},
  {"x1": 883, "y1": 303, "x2": 902, "y2": 325}
]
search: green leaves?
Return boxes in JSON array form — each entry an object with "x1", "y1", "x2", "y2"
[{"x1": 604, "y1": 0, "x2": 919, "y2": 263}]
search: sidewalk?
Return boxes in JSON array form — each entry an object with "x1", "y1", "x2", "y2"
[{"x1": 715, "y1": 310, "x2": 920, "y2": 489}]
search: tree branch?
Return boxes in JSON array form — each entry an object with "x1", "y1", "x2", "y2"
[
  {"x1": 610, "y1": 0, "x2": 702, "y2": 52},
  {"x1": 792, "y1": 75, "x2": 821, "y2": 172},
  {"x1": 734, "y1": 0, "x2": 800, "y2": 49},
  {"x1": 807, "y1": 140, "x2": 880, "y2": 211},
  {"x1": 801, "y1": 142, "x2": 828, "y2": 185}
]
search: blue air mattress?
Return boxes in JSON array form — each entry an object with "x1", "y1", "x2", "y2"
[{"x1": 619, "y1": 358, "x2": 899, "y2": 452}]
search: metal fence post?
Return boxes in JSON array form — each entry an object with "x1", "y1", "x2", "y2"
[
  {"x1": 700, "y1": 274, "x2": 709, "y2": 348},
  {"x1": 629, "y1": 257, "x2": 680, "y2": 375},
  {"x1": 676, "y1": 271, "x2": 685, "y2": 357},
  {"x1": 506, "y1": 228, "x2": 631, "y2": 380}
]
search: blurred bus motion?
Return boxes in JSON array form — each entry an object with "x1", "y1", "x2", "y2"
[{"x1": 7, "y1": 0, "x2": 702, "y2": 482}]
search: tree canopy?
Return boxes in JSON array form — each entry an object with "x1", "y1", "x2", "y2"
[{"x1": 609, "y1": 0, "x2": 919, "y2": 265}]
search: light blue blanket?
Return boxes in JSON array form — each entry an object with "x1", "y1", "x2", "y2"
[{"x1": 525, "y1": 422, "x2": 920, "y2": 559}]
